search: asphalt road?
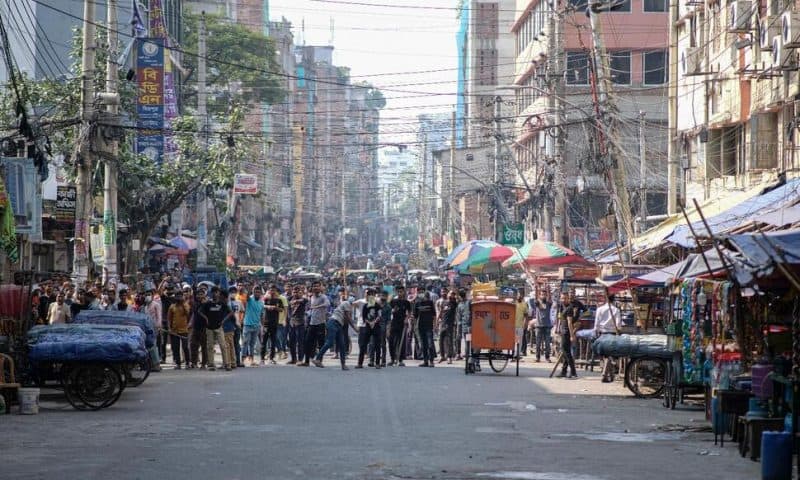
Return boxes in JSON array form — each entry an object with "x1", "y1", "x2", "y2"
[{"x1": 4, "y1": 357, "x2": 761, "y2": 480}]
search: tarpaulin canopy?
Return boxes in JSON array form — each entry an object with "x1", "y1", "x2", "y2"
[
  {"x1": 665, "y1": 179, "x2": 800, "y2": 248},
  {"x1": 755, "y1": 205, "x2": 800, "y2": 227},
  {"x1": 674, "y1": 248, "x2": 731, "y2": 279},
  {"x1": 726, "y1": 229, "x2": 800, "y2": 285}
]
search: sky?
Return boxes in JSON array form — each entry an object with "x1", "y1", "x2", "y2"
[{"x1": 267, "y1": 0, "x2": 462, "y2": 147}]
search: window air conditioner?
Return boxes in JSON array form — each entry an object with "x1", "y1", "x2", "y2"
[
  {"x1": 681, "y1": 47, "x2": 702, "y2": 75},
  {"x1": 782, "y1": 10, "x2": 800, "y2": 47},
  {"x1": 772, "y1": 35, "x2": 792, "y2": 66},
  {"x1": 759, "y1": 15, "x2": 780, "y2": 50},
  {"x1": 729, "y1": 1, "x2": 753, "y2": 32}
]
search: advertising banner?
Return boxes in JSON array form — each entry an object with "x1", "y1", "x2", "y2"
[
  {"x1": 136, "y1": 38, "x2": 165, "y2": 163},
  {"x1": 234, "y1": 174, "x2": 258, "y2": 195},
  {"x1": 55, "y1": 186, "x2": 76, "y2": 225}
]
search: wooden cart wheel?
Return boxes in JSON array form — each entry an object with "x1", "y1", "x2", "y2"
[
  {"x1": 71, "y1": 364, "x2": 123, "y2": 410},
  {"x1": 124, "y1": 357, "x2": 151, "y2": 387},
  {"x1": 488, "y1": 350, "x2": 509, "y2": 373},
  {"x1": 625, "y1": 357, "x2": 666, "y2": 399}
]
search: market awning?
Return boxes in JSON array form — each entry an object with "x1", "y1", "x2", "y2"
[
  {"x1": 664, "y1": 178, "x2": 800, "y2": 248},
  {"x1": 725, "y1": 229, "x2": 800, "y2": 285},
  {"x1": 675, "y1": 249, "x2": 731, "y2": 279},
  {"x1": 628, "y1": 180, "x2": 784, "y2": 254},
  {"x1": 755, "y1": 204, "x2": 800, "y2": 227}
]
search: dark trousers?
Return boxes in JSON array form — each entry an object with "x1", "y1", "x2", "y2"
[
  {"x1": 536, "y1": 327, "x2": 552, "y2": 360},
  {"x1": 317, "y1": 319, "x2": 347, "y2": 366},
  {"x1": 389, "y1": 326, "x2": 406, "y2": 362},
  {"x1": 189, "y1": 328, "x2": 207, "y2": 366},
  {"x1": 520, "y1": 327, "x2": 529, "y2": 354},
  {"x1": 439, "y1": 325, "x2": 455, "y2": 360},
  {"x1": 561, "y1": 333, "x2": 577, "y2": 376},
  {"x1": 288, "y1": 324, "x2": 306, "y2": 362},
  {"x1": 418, "y1": 327, "x2": 435, "y2": 364},
  {"x1": 233, "y1": 326, "x2": 242, "y2": 365},
  {"x1": 157, "y1": 329, "x2": 168, "y2": 361},
  {"x1": 304, "y1": 324, "x2": 325, "y2": 363},
  {"x1": 260, "y1": 322, "x2": 278, "y2": 360},
  {"x1": 454, "y1": 324, "x2": 463, "y2": 357},
  {"x1": 170, "y1": 333, "x2": 189, "y2": 366},
  {"x1": 358, "y1": 324, "x2": 382, "y2": 366}
]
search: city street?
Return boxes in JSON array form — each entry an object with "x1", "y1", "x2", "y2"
[{"x1": 5, "y1": 359, "x2": 759, "y2": 480}]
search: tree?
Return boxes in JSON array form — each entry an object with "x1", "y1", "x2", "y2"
[{"x1": 181, "y1": 13, "x2": 285, "y2": 113}]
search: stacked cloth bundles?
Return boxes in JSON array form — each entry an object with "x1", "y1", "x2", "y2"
[
  {"x1": 74, "y1": 310, "x2": 156, "y2": 348},
  {"x1": 27, "y1": 324, "x2": 147, "y2": 363},
  {"x1": 592, "y1": 334, "x2": 672, "y2": 359}
]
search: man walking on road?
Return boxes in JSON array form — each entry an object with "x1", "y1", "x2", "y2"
[
  {"x1": 242, "y1": 286, "x2": 265, "y2": 367},
  {"x1": 358, "y1": 288, "x2": 383, "y2": 369},
  {"x1": 302, "y1": 281, "x2": 330, "y2": 367},
  {"x1": 534, "y1": 290, "x2": 553, "y2": 362},
  {"x1": 415, "y1": 291, "x2": 436, "y2": 367},
  {"x1": 287, "y1": 285, "x2": 308, "y2": 364},
  {"x1": 167, "y1": 290, "x2": 190, "y2": 369},
  {"x1": 556, "y1": 291, "x2": 583, "y2": 379},
  {"x1": 388, "y1": 285, "x2": 413, "y2": 367},
  {"x1": 199, "y1": 287, "x2": 232, "y2": 371},
  {"x1": 594, "y1": 292, "x2": 623, "y2": 382},
  {"x1": 313, "y1": 293, "x2": 353, "y2": 370},
  {"x1": 261, "y1": 285, "x2": 284, "y2": 366},
  {"x1": 438, "y1": 291, "x2": 458, "y2": 364}
]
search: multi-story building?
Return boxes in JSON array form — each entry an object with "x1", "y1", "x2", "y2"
[
  {"x1": 512, "y1": 0, "x2": 669, "y2": 252},
  {"x1": 670, "y1": 0, "x2": 800, "y2": 207},
  {"x1": 463, "y1": 0, "x2": 518, "y2": 148},
  {"x1": 416, "y1": 113, "x2": 451, "y2": 249}
]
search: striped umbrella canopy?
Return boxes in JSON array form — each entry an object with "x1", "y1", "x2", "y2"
[
  {"x1": 503, "y1": 240, "x2": 588, "y2": 268},
  {"x1": 448, "y1": 240, "x2": 515, "y2": 272},
  {"x1": 444, "y1": 240, "x2": 490, "y2": 266}
]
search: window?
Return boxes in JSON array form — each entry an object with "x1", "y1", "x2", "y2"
[
  {"x1": 643, "y1": 50, "x2": 667, "y2": 85},
  {"x1": 610, "y1": 0, "x2": 631, "y2": 11},
  {"x1": 566, "y1": 51, "x2": 590, "y2": 85},
  {"x1": 477, "y1": 48, "x2": 498, "y2": 85},
  {"x1": 610, "y1": 51, "x2": 631, "y2": 84},
  {"x1": 643, "y1": 0, "x2": 666, "y2": 11}
]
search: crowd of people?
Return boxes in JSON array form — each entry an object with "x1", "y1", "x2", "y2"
[{"x1": 27, "y1": 272, "x2": 623, "y2": 379}]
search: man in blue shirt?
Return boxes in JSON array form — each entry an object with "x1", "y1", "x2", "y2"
[{"x1": 242, "y1": 286, "x2": 264, "y2": 367}]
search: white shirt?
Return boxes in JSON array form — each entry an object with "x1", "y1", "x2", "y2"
[
  {"x1": 593, "y1": 302, "x2": 623, "y2": 334},
  {"x1": 352, "y1": 298, "x2": 367, "y2": 327}
]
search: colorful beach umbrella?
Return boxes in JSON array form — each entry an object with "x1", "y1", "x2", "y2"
[
  {"x1": 503, "y1": 240, "x2": 588, "y2": 268},
  {"x1": 447, "y1": 240, "x2": 515, "y2": 272},
  {"x1": 444, "y1": 240, "x2": 492, "y2": 266}
]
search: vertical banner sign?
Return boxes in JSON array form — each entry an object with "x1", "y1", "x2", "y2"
[
  {"x1": 1, "y1": 157, "x2": 41, "y2": 236},
  {"x1": 149, "y1": 0, "x2": 177, "y2": 160},
  {"x1": 55, "y1": 186, "x2": 77, "y2": 225},
  {"x1": 136, "y1": 38, "x2": 165, "y2": 163}
]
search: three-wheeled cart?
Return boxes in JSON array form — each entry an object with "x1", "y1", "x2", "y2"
[
  {"x1": 465, "y1": 298, "x2": 520, "y2": 376},
  {"x1": 662, "y1": 328, "x2": 705, "y2": 409}
]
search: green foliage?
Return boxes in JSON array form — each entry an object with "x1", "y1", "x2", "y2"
[
  {"x1": 182, "y1": 13, "x2": 285, "y2": 112},
  {"x1": 356, "y1": 82, "x2": 386, "y2": 111}
]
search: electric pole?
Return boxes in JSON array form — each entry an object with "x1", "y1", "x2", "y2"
[
  {"x1": 552, "y1": 2, "x2": 567, "y2": 246},
  {"x1": 667, "y1": 0, "x2": 680, "y2": 214},
  {"x1": 101, "y1": 0, "x2": 119, "y2": 285},
  {"x1": 73, "y1": 0, "x2": 96, "y2": 283},
  {"x1": 493, "y1": 95, "x2": 503, "y2": 242},
  {"x1": 638, "y1": 111, "x2": 647, "y2": 234},
  {"x1": 588, "y1": 0, "x2": 634, "y2": 260},
  {"x1": 196, "y1": 12, "x2": 208, "y2": 267},
  {"x1": 443, "y1": 110, "x2": 455, "y2": 252}
]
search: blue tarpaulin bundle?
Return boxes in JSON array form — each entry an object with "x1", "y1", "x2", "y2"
[
  {"x1": 27, "y1": 324, "x2": 147, "y2": 363},
  {"x1": 73, "y1": 310, "x2": 156, "y2": 348},
  {"x1": 592, "y1": 334, "x2": 672, "y2": 359}
]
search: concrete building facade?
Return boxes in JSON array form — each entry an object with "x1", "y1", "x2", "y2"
[{"x1": 511, "y1": 0, "x2": 669, "y2": 252}]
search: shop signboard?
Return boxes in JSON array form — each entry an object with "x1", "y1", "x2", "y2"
[
  {"x1": 136, "y1": 37, "x2": 165, "y2": 163},
  {"x1": 500, "y1": 223, "x2": 524, "y2": 247},
  {"x1": 233, "y1": 174, "x2": 258, "y2": 195},
  {"x1": 55, "y1": 186, "x2": 76, "y2": 225}
]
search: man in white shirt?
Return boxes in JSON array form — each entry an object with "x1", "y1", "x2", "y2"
[
  {"x1": 593, "y1": 292, "x2": 623, "y2": 382},
  {"x1": 47, "y1": 293, "x2": 71, "y2": 324}
]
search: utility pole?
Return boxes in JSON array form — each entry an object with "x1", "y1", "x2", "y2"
[
  {"x1": 493, "y1": 95, "x2": 503, "y2": 242},
  {"x1": 196, "y1": 13, "x2": 208, "y2": 268},
  {"x1": 588, "y1": 0, "x2": 634, "y2": 260},
  {"x1": 444, "y1": 110, "x2": 455, "y2": 252},
  {"x1": 638, "y1": 111, "x2": 647, "y2": 235},
  {"x1": 552, "y1": 3, "x2": 567, "y2": 246},
  {"x1": 667, "y1": 0, "x2": 680, "y2": 214},
  {"x1": 73, "y1": 0, "x2": 96, "y2": 283},
  {"x1": 341, "y1": 168, "x2": 346, "y2": 260},
  {"x1": 101, "y1": 0, "x2": 119, "y2": 285}
]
